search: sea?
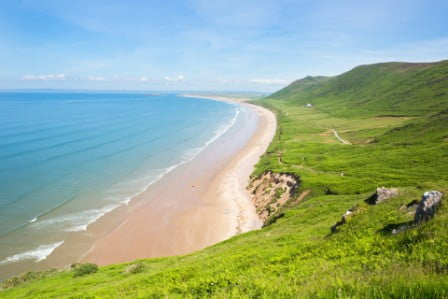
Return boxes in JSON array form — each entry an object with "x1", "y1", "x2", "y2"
[{"x1": 0, "y1": 92, "x2": 240, "y2": 278}]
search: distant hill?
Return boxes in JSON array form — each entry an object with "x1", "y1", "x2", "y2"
[
  {"x1": 269, "y1": 75, "x2": 330, "y2": 99},
  {"x1": 269, "y1": 60, "x2": 448, "y2": 117}
]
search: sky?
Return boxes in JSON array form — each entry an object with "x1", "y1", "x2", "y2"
[{"x1": 0, "y1": 0, "x2": 447, "y2": 92}]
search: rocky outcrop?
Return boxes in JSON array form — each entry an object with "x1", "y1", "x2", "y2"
[
  {"x1": 366, "y1": 187, "x2": 399, "y2": 205},
  {"x1": 414, "y1": 191, "x2": 443, "y2": 224},
  {"x1": 248, "y1": 171, "x2": 300, "y2": 222}
]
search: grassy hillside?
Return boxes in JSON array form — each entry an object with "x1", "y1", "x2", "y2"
[
  {"x1": 2, "y1": 61, "x2": 447, "y2": 298},
  {"x1": 254, "y1": 60, "x2": 448, "y2": 195},
  {"x1": 270, "y1": 60, "x2": 448, "y2": 117}
]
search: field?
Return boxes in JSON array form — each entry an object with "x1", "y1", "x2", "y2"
[{"x1": 1, "y1": 60, "x2": 447, "y2": 298}]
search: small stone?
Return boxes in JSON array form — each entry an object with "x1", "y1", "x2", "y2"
[
  {"x1": 391, "y1": 224, "x2": 407, "y2": 234},
  {"x1": 342, "y1": 210, "x2": 353, "y2": 222}
]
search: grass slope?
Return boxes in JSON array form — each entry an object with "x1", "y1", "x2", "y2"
[
  {"x1": 2, "y1": 61, "x2": 448, "y2": 298},
  {"x1": 270, "y1": 60, "x2": 448, "y2": 117}
]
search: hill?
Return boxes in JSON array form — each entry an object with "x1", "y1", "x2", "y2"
[
  {"x1": 270, "y1": 60, "x2": 448, "y2": 117},
  {"x1": 1, "y1": 60, "x2": 448, "y2": 298}
]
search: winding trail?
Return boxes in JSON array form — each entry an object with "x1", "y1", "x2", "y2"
[{"x1": 331, "y1": 129, "x2": 350, "y2": 145}]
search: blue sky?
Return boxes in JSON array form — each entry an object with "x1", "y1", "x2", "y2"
[{"x1": 0, "y1": 0, "x2": 447, "y2": 91}]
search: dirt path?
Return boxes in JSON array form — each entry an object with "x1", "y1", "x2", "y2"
[{"x1": 331, "y1": 129, "x2": 350, "y2": 144}]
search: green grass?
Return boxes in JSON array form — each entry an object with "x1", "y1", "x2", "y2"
[
  {"x1": 251, "y1": 101, "x2": 447, "y2": 196},
  {"x1": 1, "y1": 60, "x2": 447, "y2": 298}
]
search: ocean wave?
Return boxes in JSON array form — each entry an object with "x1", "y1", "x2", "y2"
[
  {"x1": 122, "y1": 197, "x2": 132, "y2": 206},
  {"x1": 181, "y1": 106, "x2": 240, "y2": 162},
  {"x1": 0, "y1": 241, "x2": 64, "y2": 265},
  {"x1": 111, "y1": 164, "x2": 178, "y2": 207},
  {"x1": 32, "y1": 204, "x2": 119, "y2": 232}
]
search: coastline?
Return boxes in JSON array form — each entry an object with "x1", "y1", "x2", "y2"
[{"x1": 80, "y1": 95, "x2": 276, "y2": 265}]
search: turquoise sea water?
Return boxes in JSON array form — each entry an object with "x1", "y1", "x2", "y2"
[{"x1": 0, "y1": 92, "x2": 238, "y2": 268}]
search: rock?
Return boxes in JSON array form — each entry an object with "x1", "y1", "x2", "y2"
[
  {"x1": 366, "y1": 187, "x2": 399, "y2": 204},
  {"x1": 342, "y1": 210, "x2": 353, "y2": 222},
  {"x1": 413, "y1": 191, "x2": 443, "y2": 224},
  {"x1": 392, "y1": 225, "x2": 407, "y2": 235},
  {"x1": 375, "y1": 187, "x2": 399, "y2": 203},
  {"x1": 331, "y1": 208, "x2": 354, "y2": 233},
  {"x1": 331, "y1": 222, "x2": 340, "y2": 233}
]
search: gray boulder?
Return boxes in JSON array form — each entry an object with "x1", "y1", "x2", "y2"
[
  {"x1": 366, "y1": 187, "x2": 399, "y2": 204},
  {"x1": 414, "y1": 191, "x2": 443, "y2": 224}
]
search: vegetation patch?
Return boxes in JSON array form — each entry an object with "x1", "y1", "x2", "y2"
[
  {"x1": 124, "y1": 263, "x2": 146, "y2": 275},
  {"x1": 72, "y1": 263, "x2": 99, "y2": 277},
  {"x1": 1, "y1": 269, "x2": 59, "y2": 289}
]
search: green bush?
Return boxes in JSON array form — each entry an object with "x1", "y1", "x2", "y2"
[
  {"x1": 73, "y1": 263, "x2": 98, "y2": 277},
  {"x1": 124, "y1": 263, "x2": 146, "y2": 274},
  {"x1": 2, "y1": 269, "x2": 58, "y2": 288}
]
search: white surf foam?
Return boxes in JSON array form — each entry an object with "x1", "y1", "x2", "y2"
[
  {"x1": 181, "y1": 106, "x2": 240, "y2": 162},
  {"x1": 109, "y1": 164, "x2": 179, "y2": 208},
  {"x1": 0, "y1": 241, "x2": 64, "y2": 265},
  {"x1": 32, "y1": 204, "x2": 119, "y2": 232}
]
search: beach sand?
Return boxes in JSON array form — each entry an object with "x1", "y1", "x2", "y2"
[{"x1": 80, "y1": 96, "x2": 276, "y2": 265}]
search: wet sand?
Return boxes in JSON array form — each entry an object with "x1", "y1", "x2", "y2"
[{"x1": 81, "y1": 97, "x2": 276, "y2": 265}]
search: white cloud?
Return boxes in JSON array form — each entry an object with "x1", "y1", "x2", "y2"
[
  {"x1": 87, "y1": 76, "x2": 106, "y2": 81},
  {"x1": 164, "y1": 75, "x2": 185, "y2": 82},
  {"x1": 86, "y1": 75, "x2": 152, "y2": 82},
  {"x1": 249, "y1": 78, "x2": 289, "y2": 85},
  {"x1": 22, "y1": 73, "x2": 66, "y2": 81}
]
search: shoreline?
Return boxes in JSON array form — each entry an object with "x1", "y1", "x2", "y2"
[
  {"x1": 184, "y1": 94, "x2": 276, "y2": 234},
  {"x1": 81, "y1": 95, "x2": 276, "y2": 265}
]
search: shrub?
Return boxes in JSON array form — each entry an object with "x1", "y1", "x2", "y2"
[
  {"x1": 124, "y1": 263, "x2": 146, "y2": 274},
  {"x1": 2, "y1": 269, "x2": 58, "y2": 288},
  {"x1": 73, "y1": 263, "x2": 98, "y2": 277}
]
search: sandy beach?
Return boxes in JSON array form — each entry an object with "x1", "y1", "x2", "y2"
[{"x1": 80, "y1": 96, "x2": 276, "y2": 265}]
